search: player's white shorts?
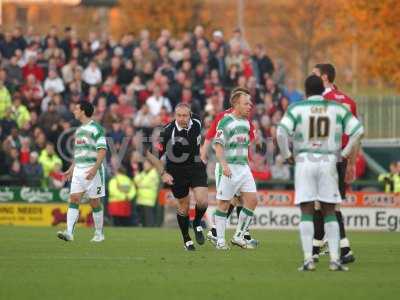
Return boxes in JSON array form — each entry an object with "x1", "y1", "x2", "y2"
[
  {"x1": 215, "y1": 163, "x2": 257, "y2": 201},
  {"x1": 295, "y1": 153, "x2": 341, "y2": 205},
  {"x1": 70, "y1": 165, "x2": 106, "y2": 198},
  {"x1": 215, "y1": 163, "x2": 241, "y2": 198}
]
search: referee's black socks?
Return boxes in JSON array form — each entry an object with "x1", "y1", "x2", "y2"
[
  {"x1": 177, "y1": 212, "x2": 191, "y2": 243},
  {"x1": 336, "y1": 211, "x2": 352, "y2": 256},
  {"x1": 313, "y1": 210, "x2": 325, "y2": 255},
  {"x1": 193, "y1": 204, "x2": 207, "y2": 228}
]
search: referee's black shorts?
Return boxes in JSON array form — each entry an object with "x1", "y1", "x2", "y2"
[
  {"x1": 336, "y1": 159, "x2": 348, "y2": 200},
  {"x1": 167, "y1": 162, "x2": 208, "y2": 199}
]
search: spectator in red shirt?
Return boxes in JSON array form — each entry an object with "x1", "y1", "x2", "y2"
[
  {"x1": 159, "y1": 107, "x2": 172, "y2": 126},
  {"x1": 21, "y1": 74, "x2": 44, "y2": 111},
  {"x1": 48, "y1": 162, "x2": 66, "y2": 188},
  {"x1": 250, "y1": 151, "x2": 271, "y2": 181},
  {"x1": 241, "y1": 50, "x2": 254, "y2": 79},
  {"x1": 22, "y1": 55, "x2": 45, "y2": 82},
  {"x1": 19, "y1": 137, "x2": 31, "y2": 165},
  {"x1": 355, "y1": 151, "x2": 366, "y2": 179},
  {"x1": 115, "y1": 93, "x2": 134, "y2": 119}
]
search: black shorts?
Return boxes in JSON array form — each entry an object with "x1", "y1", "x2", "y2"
[
  {"x1": 167, "y1": 163, "x2": 208, "y2": 199},
  {"x1": 336, "y1": 159, "x2": 347, "y2": 200}
]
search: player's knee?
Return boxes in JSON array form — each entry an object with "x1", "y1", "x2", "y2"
[
  {"x1": 177, "y1": 200, "x2": 190, "y2": 215},
  {"x1": 90, "y1": 198, "x2": 101, "y2": 208},
  {"x1": 177, "y1": 206, "x2": 189, "y2": 215},
  {"x1": 196, "y1": 198, "x2": 208, "y2": 208},
  {"x1": 217, "y1": 200, "x2": 230, "y2": 212},
  {"x1": 193, "y1": 190, "x2": 208, "y2": 208},
  {"x1": 242, "y1": 194, "x2": 257, "y2": 209},
  {"x1": 69, "y1": 194, "x2": 81, "y2": 204},
  {"x1": 300, "y1": 202, "x2": 315, "y2": 215},
  {"x1": 231, "y1": 196, "x2": 241, "y2": 207},
  {"x1": 321, "y1": 203, "x2": 336, "y2": 216}
]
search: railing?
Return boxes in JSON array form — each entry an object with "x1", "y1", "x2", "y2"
[{"x1": 357, "y1": 96, "x2": 400, "y2": 139}]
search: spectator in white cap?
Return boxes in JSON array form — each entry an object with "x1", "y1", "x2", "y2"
[{"x1": 213, "y1": 30, "x2": 223, "y2": 40}]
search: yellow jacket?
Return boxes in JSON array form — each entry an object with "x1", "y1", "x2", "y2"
[
  {"x1": 108, "y1": 173, "x2": 136, "y2": 202},
  {"x1": 378, "y1": 173, "x2": 400, "y2": 193},
  {"x1": 38, "y1": 150, "x2": 62, "y2": 177},
  {"x1": 0, "y1": 86, "x2": 11, "y2": 119},
  {"x1": 13, "y1": 105, "x2": 31, "y2": 128},
  {"x1": 134, "y1": 168, "x2": 160, "y2": 207}
]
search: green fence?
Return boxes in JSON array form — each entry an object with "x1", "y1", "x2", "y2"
[
  {"x1": 357, "y1": 96, "x2": 400, "y2": 138},
  {"x1": 0, "y1": 187, "x2": 70, "y2": 203}
]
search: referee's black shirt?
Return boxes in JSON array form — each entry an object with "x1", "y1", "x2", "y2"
[{"x1": 158, "y1": 116, "x2": 202, "y2": 168}]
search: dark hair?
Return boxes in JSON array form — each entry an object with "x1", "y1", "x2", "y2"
[
  {"x1": 322, "y1": 64, "x2": 336, "y2": 83},
  {"x1": 314, "y1": 63, "x2": 324, "y2": 74},
  {"x1": 304, "y1": 75, "x2": 324, "y2": 97},
  {"x1": 314, "y1": 63, "x2": 336, "y2": 83},
  {"x1": 79, "y1": 101, "x2": 94, "y2": 117},
  {"x1": 230, "y1": 87, "x2": 250, "y2": 105}
]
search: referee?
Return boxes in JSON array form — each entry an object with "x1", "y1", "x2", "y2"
[{"x1": 147, "y1": 103, "x2": 208, "y2": 251}]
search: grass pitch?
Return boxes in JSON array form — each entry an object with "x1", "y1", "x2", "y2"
[{"x1": 0, "y1": 227, "x2": 399, "y2": 300}]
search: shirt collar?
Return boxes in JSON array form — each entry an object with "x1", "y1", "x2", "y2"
[
  {"x1": 175, "y1": 119, "x2": 193, "y2": 131},
  {"x1": 307, "y1": 95, "x2": 325, "y2": 101}
]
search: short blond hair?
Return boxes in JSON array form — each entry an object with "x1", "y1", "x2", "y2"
[{"x1": 230, "y1": 87, "x2": 250, "y2": 106}]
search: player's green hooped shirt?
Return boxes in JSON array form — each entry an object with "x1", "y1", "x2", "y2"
[
  {"x1": 74, "y1": 120, "x2": 107, "y2": 168},
  {"x1": 278, "y1": 95, "x2": 362, "y2": 155},
  {"x1": 214, "y1": 113, "x2": 250, "y2": 165}
]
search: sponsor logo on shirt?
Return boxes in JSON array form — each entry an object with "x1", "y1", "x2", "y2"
[{"x1": 76, "y1": 138, "x2": 86, "y2": 145}]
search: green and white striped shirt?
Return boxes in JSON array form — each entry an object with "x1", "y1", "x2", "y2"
[
  {"x1": 214, "y1": 113, "x2": 250, "y2": 165},
  {"x1": 278, "y1": 95, "x2": 362, "y2": 156},
  {"x1": 74, "y1": 120, "x2": 107, "y2": 168}
]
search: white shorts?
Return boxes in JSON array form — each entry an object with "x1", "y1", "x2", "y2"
[
  {"x1": 215, "y1": 163, "x2": 257, "y2": 201},
  {"x1": 295, "y1": 153, "x2": 341, "y2": 205},
  {"x1": 70, "y1": 165, "x2": 106, "y2": 199},
  {"x1": 215, "y1": 163, "x2": 241, "y2": 198}
]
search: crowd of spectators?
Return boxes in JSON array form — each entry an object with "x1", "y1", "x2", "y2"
[{"x1": 0, "y1": 25, "x2": 306, "y2": 188}]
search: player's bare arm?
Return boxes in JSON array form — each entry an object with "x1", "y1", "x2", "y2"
[
  {"x1": 145, "y1": 150, "x2": 174, "y2": 185},
  {"x1": 276, "y1": 123, "x2": 294, "y2": 164},
  {"x1": 63, "y1": 162, "x2": 75, "y2": 181},
  {"x1": 214, "y1": 143, "x2": 231, "y2": 177},
  {"x1": 85, "y1": 148, "x2": 106, "y2": 180},
  {"x1": 344, "y1": 140, "x2": 361, "y2": 183},
  {"x1": 200, "y1": 139, "x2": 211, "y2": 163}
]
